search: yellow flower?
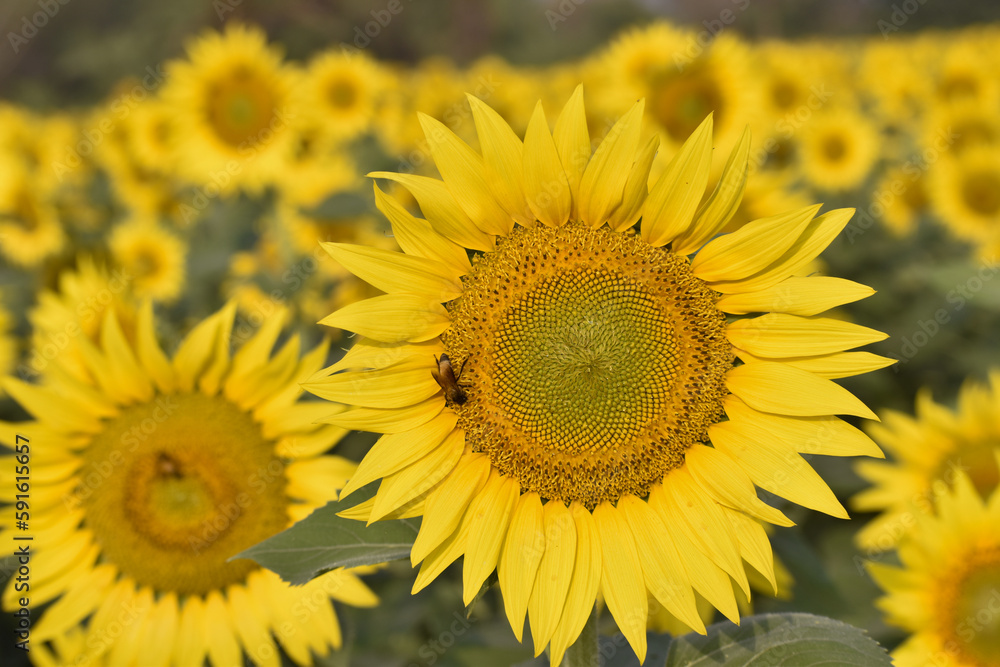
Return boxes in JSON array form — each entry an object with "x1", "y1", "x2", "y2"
[
  {"x1": 799, "y1": 107, "x2": 880, "y2": 192},
  {"x1": 928, "y1": 148, "x2": 1000, "y2": 245},
  {"x1": 299, "y1": 50, "x2": 387, "y2": 143},
  {"x1": 868, "y1": 470, "x2": 1000, "y2": 666},
  {"x1": 306, "y1": 87, "x2": 889, "y2": 663},
  {"x1": 853, "y1": 372, "x2": 1000, "y2": 552},
  {"x1": 0, "y1": 162, "x2": 66, "y2": 268},
  {"x1": 163, "y1": 24, "x2": 299, "y2": 194},
  {"x1": 0, "y1": 302, "x2": 376, "y2": 665},
  {"x1": 109, "y1": 218, "x2": 188, "y2": 303}
]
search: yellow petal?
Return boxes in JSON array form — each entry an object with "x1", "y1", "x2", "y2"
[
  {"x1": 100, "y1": 307, "x2": 153, "y2": 403},
  {"x1": 710, "y1": 208, "x2": 855, "y2": 294},
  {"x1": 727, "y1": 314, "x2": 887, "y2": 358},
  {"x1": 715, "y1": 276, "x2": 875, "y2": 316},
  {"x1": 548, "y1": 503, "x2": 602, "y2": 667},
  {"x1": 173, "y1": 596, "x2": 208, "y2": 667},
  {"x1": 373, "y1": 182, "x2": 471, "y2": 275},
  {"x1": 618, "y1": 495, "x2": 704, "y2": 634},
  {"x1": 726, "y1": 361, "x2": 878, "y2": 419},
  {"x1": 527, "y1": 501, "x2": 576, "y2": 654},
  {"x1": 468, "y1": 94, "x2": 532, "y2": 224},
  {"x1": 523, "y1": 100, "x2": 572, "y2": 227},
  {"x1": 32, "y1": 562, "x2": 116, "y2": 642},
  {"x1": 419, "y1": 112, "x2": 512, "y2": 235},
  {"x1": 136, "y1": 299, "x2": 175, "y2": 393},
  {"x1": 722, "y1": 508, "x2": 778, "y2": 595},
  {"x1": 672, "y1": 125, "x2": 752, "y2": 255},
  {"x1": 684, "y1": 444, "x2": 794, "y2": 526},
  {"x1": 227, "y1": 583, "x2": 280, "y2": 667},
  {"x1": 140, "y1": 592, "x2": 179, "y2": 667},
  {"x1": 691, "y1": 204, "x2": 821, "y2": 282},
  {"x1": 303, "y1": 362, "x2": 441, "y2": 409},
  {"x1": 710, "y1": 420, "x2": 850, "y2": 518},
  {"x1": 203, "y1": 591, "x2": 242, "y2": 667},
  {"x1": 339, "y1": 411, "x2": 458, "y2": 499},
  {"x1": 410, "y1": 452, "x2": 491, "y2": 564},
  {"x1": 724, "y1": 394, "x2": 885, "y2": 459},
  {"x1": 735, "y1": 349, "x2": 897, "y2": 379},
  {"x1": 462, "y1": 471, "x2": 520, "y2": 604},
  {"x1": 498, "y1": 492, "x2": 545, "y2": 641},
  {"x1": 641, "y1": 114, "x2": 714, "y2": 247},
  {"x1": 171, "y1": 304, "x2": 230, "y2": 393},
  {"x1": 318, "y1": 397, "x2": 444, "y2": 434},
  {"x1": 578, "y1": 100, "x2": 644, "y2": 227},
  {"x1": 661, "y1": 467, "x2": 751, "y2": 597},
  {"x1": 592, "y1": 502, "x2": 647, "y2": 663},
  {"x1": 321, "y1": 243, "x2": 462, "y2": 301},
  {"x1": 368, "y1": 172, "x2": 495, "y2": 250},
  {"x1": 319, "y1": 294, "x2": 450, "y2": 343},
  {"x1": 370, "y1": 428, "x2": 465, "y2": 522},
  {"x1": 553, "y1": 85, "x2": 590, "y2": 221},
  {"x1": 608, "y1": 134, "x2": 659, "y2": 232}
]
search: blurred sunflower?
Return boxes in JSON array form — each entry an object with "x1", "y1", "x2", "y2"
[
  {"x1": 109, "y1": 218, "x2": 188, "y2": 303},
  {"x1": 929, "y1": 148, "x2": 1000, "y2": 246},
  {"x1": 127, "y1": 98, "x2": 179, "y2": 176},
  {"x1": 799, "y1": 108, "x2": 879, "y2": 192},
  {"x1": 868, "y1": 470, "x2": 1000, "y2": 666},
  {"x1": 0, "y1": 163, "x2": 65, "y2": 268},
  {"x1": 163, "y1": 24, "x2": 298, "y2": 194},
  {"x1": 0, "y1": 302, "x2": 376, "y2": 666},
  {"x1": 299, "y1": 50, "x2": 387, "y2": 143},
  {"x1": 875, "y1": 165, "x2": 929, "y2": 237},
  {"x1": 307, "y1": 87, "x2": 888, "y2": 663},
  {"x1": 853, "y1": 372, "x2": 1000, "y2": 552}
]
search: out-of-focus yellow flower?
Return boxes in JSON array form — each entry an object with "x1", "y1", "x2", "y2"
[
  {"x1": 109, "y1": 218, "x2": 188, "y2": 303},
  {"x1": 799, "y1": 107, "x2": 879, "y2": 192}
]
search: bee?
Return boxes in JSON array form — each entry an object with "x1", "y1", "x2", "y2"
[{"x1": 432, "y1": 354, "x2": 468, "y2": 406}]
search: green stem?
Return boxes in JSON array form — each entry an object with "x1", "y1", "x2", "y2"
[{"x1": 559, "y1": 604, "x2": 600, "y2": 667}]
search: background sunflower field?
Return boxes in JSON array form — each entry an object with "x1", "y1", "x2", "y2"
[{"x1": 3, "y1": 0, "x2": 1000, "y2": 665}]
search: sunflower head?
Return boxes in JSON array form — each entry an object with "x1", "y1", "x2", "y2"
[{"x1": 309, "y1": 86, "x2": 888, "y2": 664}]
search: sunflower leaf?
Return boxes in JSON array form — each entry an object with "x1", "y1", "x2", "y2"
[
  {"x1": 231, "y1": 484, "x2": 421, "y2": 585},
  {"x1": 663, "y1": 613, "x2": 892, "y2": 666}
]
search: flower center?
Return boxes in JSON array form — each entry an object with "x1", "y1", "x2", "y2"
[
  {"x1": 81, "y1": 393, "x2": 289, "y2": 595},
  {"x1": 650, "y1": 70, "x2": 724, "y2": 143},
  {"x1": 445, "y1": 223, "x2": 732, "y2": 508},
  {"x1": 939, "y1": 547, "x2": 1000, "y2": 666},
  {"x1": 206, "y1": 65, "x2": 278, "y2": 147},
  {"x1": 962, "y1": 170, "x2": 1000, "y2": 218},
  {"x1": 327, "y1": 77, "x2": 359, "y2": 110}
]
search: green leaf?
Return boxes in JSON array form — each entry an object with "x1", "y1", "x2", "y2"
[
  {"x1": 665, "y1": 613, "x2": 891, "y2": 666},
  {"x1": 231, "y1": 484, "x2": 420, "y2": 585}
]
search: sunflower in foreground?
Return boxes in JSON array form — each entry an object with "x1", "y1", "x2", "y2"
[
  {"x1": 306, "y1": 87, "x2": 889, "y2": 663},
  {"x1": 1, "y1": 302, "x2": 376, "y2": 666},
  {"x1": 853, "y1": 371, "x2": 1000, "y2": 552},
  {"x1": 868, "y1": 470, "x2": 1000, "y2": 666}
]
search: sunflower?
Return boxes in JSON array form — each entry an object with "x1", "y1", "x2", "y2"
[
  {"x1": 126, "y1": 98, "x2": 179, "y2": 176},
  {"x1": 305, "y1": 87, "x2": 888, "y2": 663},
  {"x1": 799, "y1": 108, "x2": 880, "y2": 192},
  {"x1": 109, "y1": 218, "x2": 188, "y2": 303},
  {"x1": 929, "y1": 148, "x2": 1000, "y2": 248},
  {"x1": 0, "y1": 162, "x2": 66, "y2": 268},
  {"x1": 299, "y1": 50, "x2": 387, "y2": 143},
  {"x1": 163, "y1": 24, "x2": 298, "y2": 194},
  {"x1": 875, "y1": 165, "x2": 929, "y2": 237},
  {"x1": 853, "y1": 372, "x2": 1000, "y2": 553},
  {"x1": 0, "y1": 302, "x2": 377, "y2": 665},
  {"x1": 868, "y1": 470, "x2": 1000, "y2": 666}
]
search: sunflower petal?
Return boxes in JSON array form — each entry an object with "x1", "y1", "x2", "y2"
[
  {"x1": 523, "y1": 100, "x2": 573, "y2": 227},
  {"x1": 319, "y1": 294, "x2": 450, "y2": 343},
  {"x1": 468, "y1": 94, "x2": 532, "y2": 224},
  {"x1": 498, "y1": 492, "x2": 545, "y2": 641},
  {"x1": 727, "y1": 314, "x2": 888, "y2": 358},
  {"x1": 608, "y1": 135, "x2": 659, "y2": 232},
  {"x1": 726, "y1": 361, "x2": 878, "y2": 419},
  {"x1": 578, "y1": 100, "x2": 644, "y2": 227},
  {"x1": 321, "y1": 243, "x2": 462, "y2": 301},
  {"x1": 553, "y1": 85, "x2": 590, "y2": 220},
  {"x1": 672, "y1": 125, "x2": 752, "y2": 255},
  {"x1": 592, "y1": 501, "x2": 648, "y2": 662},
  {"x1": 685, "y1": 444, "x2": 794, "y2": 526},
  {"x1": 548, "y1": 503, "x2": 602, "y2": 667},
  {"x1": 462, "y1": 471, "x2": 520, "y2": 604},
  {"x1": 641, "y1": 113, "x2": 714, "y2": 247},
  {"x1": 715, "y1": 276, "x2": 875, "y2": 315},
  {"x1": 411, "y1": 452, "x2": 491, "y2": 564},
  {"x1": 370, "y1": 429, "x2": 465, "y2": 522},
  {"x1": 373, "y1": 183, "x2": 471, "y2": 275},
  {"x1": 527, "y1": 501, "x2": 576, "y2": 654}
]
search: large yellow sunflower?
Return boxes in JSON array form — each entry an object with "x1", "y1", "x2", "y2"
[
  {"x1": 163, "y1": 24, "x2": 298, "y2": 194},
  {"x1": 1, "y1": 302, "x2": 376, "y2": 665},
  {"x1": 853, "y1": 372, "x2": 1000, "y2": 552},
  {"x1": 868, "y1": 470, "x2": 1000, "y2": 667},
  {"x1": 306, "y1": 87, "x2": 888, "y2": 663}
]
